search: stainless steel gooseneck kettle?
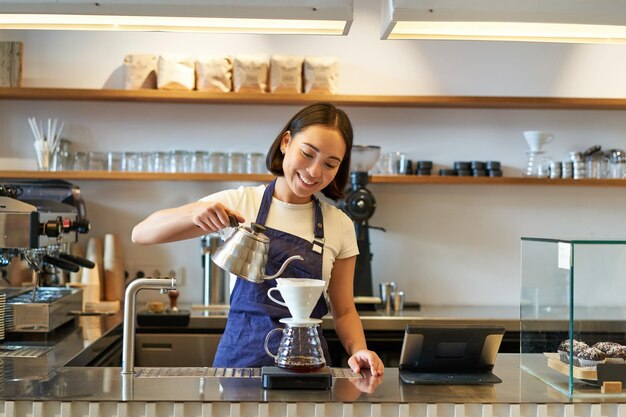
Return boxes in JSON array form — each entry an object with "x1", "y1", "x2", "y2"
[{"x1": 211, "y1": 216, "x2": 303, "y2": 284}]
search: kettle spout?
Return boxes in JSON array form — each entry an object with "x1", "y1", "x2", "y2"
[{"x1": 264, "y1": 255, "x2": 304, "y2": 280}]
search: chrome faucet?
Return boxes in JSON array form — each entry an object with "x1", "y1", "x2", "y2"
[{"x1": 121, "y1": 277, "x2": 176, "y2": 375}]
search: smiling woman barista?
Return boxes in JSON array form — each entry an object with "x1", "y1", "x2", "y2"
[{"x1": 131, "y1": 103, "x2": 384, "y2": 376}]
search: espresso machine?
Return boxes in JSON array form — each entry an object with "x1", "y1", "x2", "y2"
[
  {"x1": 0, "y1": 180, "x2": 93, "y2": 334},
  {"x1": 338, "y1": 145, "x2": 382, "y2": 298}
]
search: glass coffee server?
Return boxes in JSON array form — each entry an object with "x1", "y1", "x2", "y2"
[{"x1": 520, "y1": 237, "x2": 626, "y2": 397}]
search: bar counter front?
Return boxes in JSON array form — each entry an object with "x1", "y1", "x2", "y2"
[{"x1": 2, "y1": 313, "x2": 626, "y2": 417}]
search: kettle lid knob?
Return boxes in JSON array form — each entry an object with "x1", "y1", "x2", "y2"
[{"x1": 251, "y1": 223, "x2": 266, "y2": 234}]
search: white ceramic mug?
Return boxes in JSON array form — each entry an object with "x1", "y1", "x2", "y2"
[
  {"x1": 267, "y1": 278, "x2": 325, "y2": 320},
  {"x1": 523, "y1": 131, "x2": 555, "y2": 152}
]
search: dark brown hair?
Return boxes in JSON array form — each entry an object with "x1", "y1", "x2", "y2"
[{"x1": 266, "y1": 102, "x2": 353, "y2": 200}]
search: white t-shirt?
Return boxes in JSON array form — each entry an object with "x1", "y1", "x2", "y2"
[{"x1": 200, "y1": 184, "x2": 359, "y2": 283}]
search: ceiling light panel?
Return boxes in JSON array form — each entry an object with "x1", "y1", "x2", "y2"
[
  {"x1": 382, "y1": 0, "x2": 626, "y2": 43},
  {"x1": 0, "y1": 0, "x2": 353, "y2": 34}
]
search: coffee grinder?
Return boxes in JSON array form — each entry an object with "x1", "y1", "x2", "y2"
[{"x1": 338, "y1": 145, "x2": 382, "y2": 297}]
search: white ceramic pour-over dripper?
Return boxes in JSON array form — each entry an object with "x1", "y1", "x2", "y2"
[
  {"x1": 267, "y1": 278, "x2": 325, "y2": 321},
  {"x1": 524, "y1": 131, "x2": 554, "y2": 152}
]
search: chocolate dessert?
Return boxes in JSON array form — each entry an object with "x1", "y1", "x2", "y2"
[
  {"x1": 577, "y1": 347, "x2": 606, "y2": 367},
  {"x1": 591, "y1": 342, "x2": 624, "y2": 357}
]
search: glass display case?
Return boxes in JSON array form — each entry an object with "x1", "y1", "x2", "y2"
[{"x1": 520, "y1": 237, "x2": 626, "y2": 397}]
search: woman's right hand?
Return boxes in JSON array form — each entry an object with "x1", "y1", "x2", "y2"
[
  {"x1": 191, "y1": 201, "x2": 245, "y2": 233},
  {"x1": 132, "y1": 200, "x2": 245, "y2": 245}
]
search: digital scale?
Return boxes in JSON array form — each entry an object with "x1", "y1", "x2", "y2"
[{"x1": 261, "y1": 366, "x2": 332, "y2": 390}]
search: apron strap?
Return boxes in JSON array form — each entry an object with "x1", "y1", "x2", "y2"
[
  {"x1": 254, "y1": 178, "x2": 276, "y2": 225},
  {"x1": 312, "y1": 195, "x2": 325, "y2": 254}
]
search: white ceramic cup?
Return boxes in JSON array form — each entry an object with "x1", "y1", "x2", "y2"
[
  {"x1": 267, "y1": 278, "x2": 325, "y2": 320},
  {"x1": 524, "y1": 131, "x2": 555, "y2": 152}
]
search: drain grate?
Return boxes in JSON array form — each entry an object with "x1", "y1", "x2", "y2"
[
  {"x1": 136, "y1": 367, "x2": 261, "y2": 378},
  {"x1": 330, "y1": 368, "x2": 364, "y2": 378},
  {"x1": 0, "y1": 345, "x2": 53, "y2": 358},
  {"x1": 135, "y1": 367, "x2": 363, "y2": 379}
]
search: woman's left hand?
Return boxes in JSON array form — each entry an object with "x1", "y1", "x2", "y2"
[{"x1": 348, "y1": 350, "x2": 384, "y2": 376}]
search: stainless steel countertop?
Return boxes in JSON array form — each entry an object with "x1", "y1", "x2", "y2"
[
  {"x1": 183, "y1": 305, "x2": 521, "y2": 332},
  {"x1": 1, "y1": 355, "x2": 622, "y2": 403},
  {"x1": 1, "y1": 307, "x2": 623, "y2": 405}
]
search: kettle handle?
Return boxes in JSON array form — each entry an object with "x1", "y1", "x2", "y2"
[
  {"x1": 227, "y1": 215, "x2": 239, "y2": 228},
  {"x1": 263, "y1": 255, "x2": 304, "y2": 280},
  {"x1": 264, "y1": 328, "x2": 283, "y2": 360}
]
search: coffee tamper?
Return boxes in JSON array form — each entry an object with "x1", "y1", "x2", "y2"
[{"x1": 168, "y1": 289, "x2": 180, "y2": 312}]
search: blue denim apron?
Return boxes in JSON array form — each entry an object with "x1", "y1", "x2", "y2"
[{"x1": 213, "y1": 179, "x2": 330, "y2": 367}]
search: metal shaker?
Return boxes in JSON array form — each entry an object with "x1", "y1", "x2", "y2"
[{"x1": 379, "y1": 282, "x2": 397, "y2": 315}]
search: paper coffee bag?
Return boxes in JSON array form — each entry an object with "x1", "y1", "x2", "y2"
[
  {"x1": 233, "y1": 55, "x2": 269, "y2": 93},
  {"x1": 269, "y1": 55, "x2": 303, "y2": 94},
  {"x1": 123, "y1": 54, "x2": 157, "y2": 90},
  {"x1": 303, "y1": 56, "x2": 338, "y2": 94},
  {"x1": 157, "y1": 55, "x2": 195, "y2": 90},
  {"x1": 196, "y1": 56, "x2": 233, "y2": 92}
]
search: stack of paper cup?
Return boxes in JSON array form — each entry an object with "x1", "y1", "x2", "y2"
[
  {"x1": 104, "y1": 233, "x2": 126, "y2": 304},
  {"x1": 82, "y1": 237, "x2": 103, "y2": 306}
]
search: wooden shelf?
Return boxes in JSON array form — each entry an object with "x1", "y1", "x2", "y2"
[
  {"x1": 2, "y1": 87, "x2": 626, "y2": 109},
  {"x1": 2, "y1": 170, "x2": 626, "y2": 186},
  {"x1": 0, "y1": 171, "x2": 273, "y2": 182}
]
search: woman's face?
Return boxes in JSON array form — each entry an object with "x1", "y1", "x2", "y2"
[{"x1": 277, "y1": 125, "x2": 346, "y2": 204}]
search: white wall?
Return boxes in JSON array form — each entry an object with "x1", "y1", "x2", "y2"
[{"x1": 2, "y1": 0, "x2": 626, "y2": 306}]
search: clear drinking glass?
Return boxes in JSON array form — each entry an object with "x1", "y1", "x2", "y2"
[
  {"x1": 106, "y1": 152, "x2": 123, "y2": 171},
  {"x1": 150, "y1": 151, "x2": 167, "y2": 173},
  {"x1": 191, "y1": 151, "x2": 209, "y2": 173},
  {"x1": 72, "y1": 152, "x2": 87, "y2": 171},
  {"x1": 227, "y1": 152, "x2": 245, "y2": 174},
  {"x1": 208, "y1": 152, "x2": 226, "y2": 173},
  {"x1": 246, "y1": 152, "x2": 266, "y2": 174},
  {"x1": 609, "y1": 150, "x2": 626, "y2": 179},
  {"x1": 51, "y1": 151, "x2": 71, "y2": 171},
  {"x1": 169, "y1": 150, "x2": 191, "y2": 173},
  {"x1": 87, "y1": 151, "x2": 106, "y2": 171},
  {"x1": 138, "y1": 152, "x2": 151, "y2": 172},
  {"x1": 380, "y1": 152, "x2": 405, "y2": 175},
  {"x1": 122, "y1": 151, "x2": 139, "y2": 172}
]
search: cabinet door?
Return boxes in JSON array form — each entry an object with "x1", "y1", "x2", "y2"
[{"x1": 135, "y1": 333, "x2": 222, "y2": 367}]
